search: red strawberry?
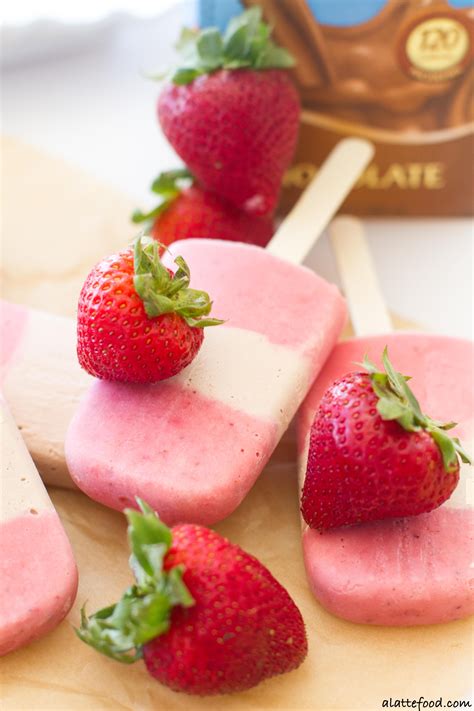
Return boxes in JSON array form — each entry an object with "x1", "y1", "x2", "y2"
[
  {"x1": 132, "y1": 169, "x2": 274, "y2": 247},
  {"x1": 301, "y1": 348, "x2": 472, "y2": 531},
  {"x1": 77, "y1": 500, "x2": 307, "y2": 696},
  {"x1": 77, "y1": 236, "x2": 222, "y2": 383},
  {"x1": 157, "y1": 8, "x2": 300, "y2": 217}
]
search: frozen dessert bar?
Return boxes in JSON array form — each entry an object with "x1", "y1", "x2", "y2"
[{"x1": 0, "y1": 399, "x2": 78, "y2": 655}]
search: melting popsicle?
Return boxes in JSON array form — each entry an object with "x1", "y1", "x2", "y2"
[
  {"x1": 298, "y1": 217, "x2": 473, "y2": 625},
  {"x1": 64, "y1": 139, "x2": 373, "y2": 524},
  {"x1": 0, "y1": 399, "x2": 78, "y2": 655}
]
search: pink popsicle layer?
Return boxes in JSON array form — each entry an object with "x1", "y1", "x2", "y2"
[
  {"x1": 298, "y1": 333, "x2": 474, "y2": 626},
  {"x1": 0, "y1": 511, "x2": 78, "y2": 656},
  {"x1": 66, "y1": 239, "x2": 347, "y2": 524},
  {"x1": 160, "y1": 239, "x2": 330, "y2": 351},
  {"x1": 66, "y1": 380, "x2": 279, "y2": 524},
  {"x1": 0, "y1": 301, "x2": 28, "y2": 370}
]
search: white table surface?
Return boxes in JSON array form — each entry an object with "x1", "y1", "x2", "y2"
[{"x1": 2, "y1": 0, "x2": 473, "y2": 339}]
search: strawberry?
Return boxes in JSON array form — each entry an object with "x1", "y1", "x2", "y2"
[
  {"x1": 77, "y1": 500, "x2": 307, "y2": 696},
  {"x1": 157, "y1": 8, "x2": 300, "y2": 217},
  {"x1": 77, "y1": 236, "x2": 222, "y2": 383},
  {"x1": 301, "y1": 348, "x2": 472, "y2": 531},
  {"x1": 133, "y1": 169, "x2": 274, "y2": 248}
]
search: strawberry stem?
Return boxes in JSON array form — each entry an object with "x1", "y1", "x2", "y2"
[
  {"x1": 131, "y1": 168, "x2": 193, "y2": 227},
  {"x1": 362, "y1": 347, "x2": 472, "y2": 473},
  {"x1": 76, "y1": 499, "x2": 195, "y2": 664},
  {"x1": 132, "y1": 235, "x2": 224, "y2": 328},
  {"x1": 164, "y1": 7, "x2": 295, "y2": 86}
]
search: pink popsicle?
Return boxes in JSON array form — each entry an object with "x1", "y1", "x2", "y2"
[
  {"x1": 65, "y1": 140, "x2": 374, "y2": 525},
  {"x1": 299, "y1": 334, "x2": 473, "y2": 626},
  {"x1": 66, "y1": 239, "x2": 346, "y2": 524},
  {"x1": 298, "y1": 218, "x2": 473, "y2": 626},
  {"x1": 0, "y1": 399, "x2": 78, "y2": 655}
]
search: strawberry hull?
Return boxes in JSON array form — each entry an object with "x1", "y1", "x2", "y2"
[
  {"x1": 298, "y1": 333, "x2": 474, "y2": 626},
  {"x1": 65, "y1": 239, "x2": 346, "y2": 524},
  {"x1": 76, "y1": 506, "x2": 308, "y2": 695},
  {"x1": 142, "y1": 524, "x2": 307, "y2": 695}
]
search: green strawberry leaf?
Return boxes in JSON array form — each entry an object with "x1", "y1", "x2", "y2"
[
  {"x1": 132, "y1": 235, "x2": 224, "y2": 328},
  {"x1": 131, "y1": 204, "x2": 169, "y2": 225},
  {"x1": 224, "y1": 7, "x2": 261, "y2": 43},
  {"x1": 197, "y1": 28, "x2": 224, "y2": 66},
  {"x1": 452, "y1": 437, "x2": 473, "y2": 465},
  {"x1": 132, "y1": 168, "x2": 193, "y2": 228},
  {"x1": 362, "y1": 348, "x2": 472, "y2": 473},
  {"x1": 376, "y1": 397, "x2": 411, "y2": 422},
  {"x1": 158, "y1": 6, "x2": 296, "y2": 86},
  {"x1": 76, "y1": 499, "x2": 195, "y2": 664},
  {"x1": 127, "y1": 502, "x2": 172, "y2": 579},
  {"x1": 176, "y1": 27, "x2": 200, "y2": 58},
  {"x1": 247, "y1": 19, "x2": 271, "y2": 60},
  {"x1": 381, "y1": 347, "x2": 424, "y2": 422},
  {"x1": 222, "y1": 58, "x2": 253, "y2": 69},
  {"x1": 186, "y1": 316, "x2": 225, "y2": 328},
  {"x1": 224, "y1": 24, "x2": 251, "y2": 60},
  {"x1": 357, "y1": 354, "x2": 378, "y2": 374},
  {"x1": 172, "y1": 67, "x2": 202, "y2": 85},
  {"x1": 427, "y1": 426, "x2": 459, "y2": 473},
  {"x1": 255, "y1": 44, "x2": 295, "y2": 69},
  {"x1": 150, "y1": 168, "x2": 192, "y2": 195}
]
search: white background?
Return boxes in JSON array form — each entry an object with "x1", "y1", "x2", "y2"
[{"x1": 2, "y1": 0, "x2": 473, "y2": 338}]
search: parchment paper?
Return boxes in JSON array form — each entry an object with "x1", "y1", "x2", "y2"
[
  {"x1": 0, "y1": 136, "x2": 135, "y2": 316},
  {"x1": 0, "y1": 138, "x2": 471, "y2": 711},
  {"x1": 1, "y1": 431, "x2": 472, "y2": 710}
]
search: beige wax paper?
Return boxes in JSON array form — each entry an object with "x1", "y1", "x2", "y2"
[
  {"x1": 0, "y1": 136, "x2": 136, "y2": 316},
  {"x1": 1, "y1": 429, "x2": 472, "y2": 710}
]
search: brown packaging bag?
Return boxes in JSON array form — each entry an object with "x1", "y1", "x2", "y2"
[{"x1": 244, "y1": 0, "x2": 474, "y2": 216}]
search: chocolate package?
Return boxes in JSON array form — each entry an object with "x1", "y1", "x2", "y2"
[{"x1": 198, "y1": 0, "x2": 473, "y2": 216}]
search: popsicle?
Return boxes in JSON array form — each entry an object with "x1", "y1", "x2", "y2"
[
  {"x1": 64, "y1": 139, "x2": 373, "y2": 525},
  {"x1": 0, "y1": 300, "x2": 91, "y2": 488},
  {"x1": 298, "y1": 217, "x2": 473, "y2": 626},
  {"x1": 0, "y1": 398, "x2": 78, "y2": 656}
]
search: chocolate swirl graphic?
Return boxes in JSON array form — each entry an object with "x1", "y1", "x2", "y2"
[{"x1": 243, "y1": 0, "x2": 473, "y2": 131}]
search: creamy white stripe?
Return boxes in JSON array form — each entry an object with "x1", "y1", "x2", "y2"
[
  {"x1": 1, "y1": 400, "x2": 52, "y2": 521},
  {"x1": 4, "y1": 311, "x2": 314, "y2": 486},
  {"x1": 2, "y1": 310, "x2": 91, "y2": 488},
  {"x1": 174, "y1": 326, "x2": 313, "y2": 428}
]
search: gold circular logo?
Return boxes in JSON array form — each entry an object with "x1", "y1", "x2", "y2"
[{"x1": 399, "y1": 14, "x2": 472, "y2": 81}]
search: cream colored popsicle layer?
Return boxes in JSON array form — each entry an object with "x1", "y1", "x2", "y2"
[
  {"x1": 0, "y1": 300, "x2": 91, "y2": 488},
  {"x1": 0, "y1": 400, "x2": 78, "y2": 656},
  {"x1": 65, "y1": 140, "x2": 373, "y2": 524},
  {"x1": 298, "y1": 218, "x2": 474, "y2": 626},
  {"x1": 66, "y1": 239, "x2": 346, "y2": 524}
]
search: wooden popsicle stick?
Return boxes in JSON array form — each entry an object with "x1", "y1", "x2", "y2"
[
  {"x1": 267, "y1": 138, "x2": 374, "y2": 266},
  {"x1": 330, "y1": 216, "x2": 393, "y2": 336}
]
